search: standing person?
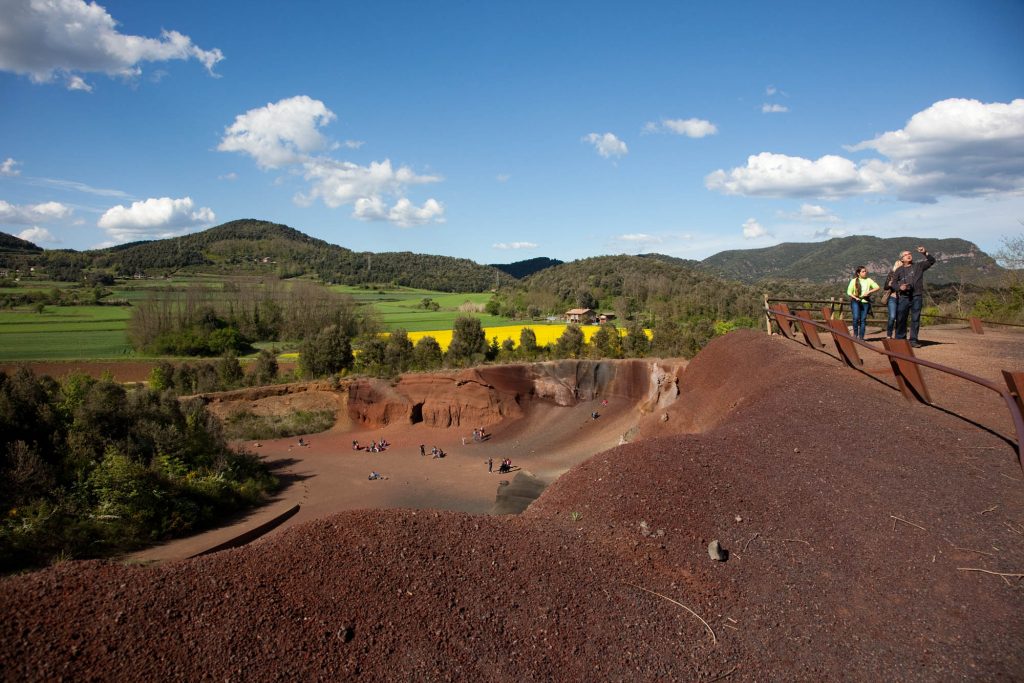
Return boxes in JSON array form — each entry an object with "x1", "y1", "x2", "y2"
[
  {"x1": 882, "y1": 259, "x2": 903, "y2": 339},
  {"x1": 846, "y1": 267, "x2": 879, "y2": 340},
  {"x1": 893, "y1": 246, "x2": 936, "y2": 347},
  {"x1": 487, "y1": 458, "x2": 493, "y2": 473}
]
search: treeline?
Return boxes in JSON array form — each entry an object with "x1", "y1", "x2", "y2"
[
  {"x1": 297, "y1": 315, "x2": 752, "y2": 381},
  {"x1": 0, "y1": 367, "x2": 277, "y2": 573},
  {"x1": 128, "y1": 280, "x2": 377, "y2": 355},
  {"x1": 488, "y1": 255, "x2": 763, "y2": 324}
]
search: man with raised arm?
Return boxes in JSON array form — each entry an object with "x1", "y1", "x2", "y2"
[{"x1": 892, "y1": 245, "x2": 936, "y2": 348}]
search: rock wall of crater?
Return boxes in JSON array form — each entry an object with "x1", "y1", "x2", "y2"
[{"x1": 346, "y1": 358, "x2": 686, "y2": 429}]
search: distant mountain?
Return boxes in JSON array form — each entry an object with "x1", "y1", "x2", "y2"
[
  {"x1": 0, "y1": 232, "x2": 43, "y2": 254},
  {"x1": 699, "y1": 235, "x2": 1002, "y2": 285},
  {"x1": 490, "y1": 257, "x2": 564, "y2": 279},
  {"x1": 22, "y1": 220, "x2": 515, "y2": 292}
]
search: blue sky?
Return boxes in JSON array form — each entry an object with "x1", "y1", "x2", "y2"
[{"x1": 1, "y1": 0, "x2": 1023, "y2": 264}]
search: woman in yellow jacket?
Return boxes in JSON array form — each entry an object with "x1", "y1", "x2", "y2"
[{"x1": 847, "y1": 266, "x2": 880, "y2": 340}]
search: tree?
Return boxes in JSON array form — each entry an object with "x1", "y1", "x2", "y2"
[
  {"x1": 250, "y1": 350, "x2": 278, "y2": 386},
  {"x1": 590, "y1": 322, "x2": 623, "y2": 359},
  {"x1": 519, "y1": 327, "x2": 539, "y2": 359},
  {"x1": 622, "y1": 320, "x2": 650, "y2": 358},
  {"x1": 554, "y1": 324, "x2": 585, "y2": 359},
  {"x1": 447, "y1": 316, "x2": 487, "y2": 366},
  {"x1": 384, "y1": 329, "x2": 414, "y2": 376},
  {"x1": 299, "y1": 325, "x2": 353, "y2": 378},
  {"x1": 216, "y1": 352, "x2": 244, "y2": 387},
  {"x1": 411, "y1": 336, "x2": 443, "y2": 371}
]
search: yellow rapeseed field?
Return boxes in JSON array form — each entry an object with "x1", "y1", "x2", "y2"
[{"x1": 406, "y1": 324, "x2": 649, "y2": 352}]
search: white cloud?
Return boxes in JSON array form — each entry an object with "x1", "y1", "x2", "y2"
[
  {"x1": 67, "y1": 75, "x2": 92, "y2": 92},
  {"x1": 583, "y1": 132, "x2": 628, "y2": 158},
  {"x1": 221, "y1": 96, "x2": 446, "y2": 227},
  {"x1": 0, "y1": 200, "x2": 73, "y2": 224},
  {"x1": 218, "y1": 172, "x2": 238, "y2": 181},
  {"x1": 778, "y1": 203, "x2": 841, "y2": 223},
  {"x1": 352, "y1": 196, "x2": 445, "y2": 227},
  {"x1": 218, "y1": 96, "x2": 336, "y2": 169},
  {"x1": 762, "y1": 103, "x2": 789, "y2": 113},
  {"x1": 616, "y1": 233, "x2": 663, "y2": 244},
  {"x1": 0, "y1": 0, "x2": 223, "y2": 89},
  {"x1": 1, "y1": 158, "x2": 21, "y2": 176},
  {"x1": 766, "y1": 85, "x2": 778, "y2": 96},
  {"x1": 493, "y1": 241, "x2": 538, "y2": 250},
  {"x1": 496, "y1": 174, "x2": 511, "y2": 183},
  {"x1": 645, "y1": 118, "x2": 718, "y2": 138},
  {"x1": 742, "y1": 218, "x2": 769, "y2": 239},
  {"x1": 30, "y1": 177, "x2": 129, "y2": 197},
  {"x1": 17, "y1": 226, "x2": 59, "y2": 244},
  {"x1": 812, "y1": 226, "x2": 848, "y2": 239},
  {"x1": 709, "y1": 98, "x2": 1024, "y2": 203},
  {"x1": 98, "y1": 196, "x2": 215, "y2": 243}
]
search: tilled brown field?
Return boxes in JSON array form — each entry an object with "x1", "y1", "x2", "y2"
[{"x1": 2, "y1": 329, "x2": 1023, "y2": 680}]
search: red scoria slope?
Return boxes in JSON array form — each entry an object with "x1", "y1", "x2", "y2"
[{"x1": 2, "y1": 330, "x2": 1022, "y2": 680}]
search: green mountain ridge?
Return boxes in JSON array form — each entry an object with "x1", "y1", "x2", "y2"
[{"x1": 699, "y1": 235, "x2": 1002, "y2": 285}]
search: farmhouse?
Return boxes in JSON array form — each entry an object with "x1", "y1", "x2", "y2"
[
  {"x1": 564, "y1": 308, "x2": 595, "y2": 324},
  {"x1": 598, "y1": 312, "x2": 616, "y2": 324}
]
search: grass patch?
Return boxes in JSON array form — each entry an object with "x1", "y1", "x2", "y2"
[{"x1": 223, "y1": 409, "x2": 336, "y2": 441}]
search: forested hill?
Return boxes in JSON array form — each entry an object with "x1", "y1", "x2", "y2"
[
  {"x1": 489, "y1": 257, "x2": 564, "y2": 279},
  {"x1": 0, "y1": 231, "x2": 43, "y2": 254},
  {"x1": 699, "y1": 235, "x2": 1002, "y2": 285},
  {"x1": 20, "y1": 219, "x2": 517, "y2": 292},
  {"x1": 493, "y1": 255, "x2": 762, "y2": 322}
]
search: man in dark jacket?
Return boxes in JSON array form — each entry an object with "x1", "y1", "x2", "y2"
[{"x1": 892, "y1": 245, "x2": 936, "y2": 347}]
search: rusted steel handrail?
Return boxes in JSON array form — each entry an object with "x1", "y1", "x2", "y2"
[
  {"x1": 765, "y1": 306, "x2": 1024, "y2": 470},
  {"x1": 766, "y1": 298, "x2": 1024, "y2": 329}
]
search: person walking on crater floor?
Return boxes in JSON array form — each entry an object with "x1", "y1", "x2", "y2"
[
  {"x1": 846, "y1": 266, "x2": 879, "y2": 340},
  {"x1": 893, "y1": 246, "x2": 936, "y2": 348}
]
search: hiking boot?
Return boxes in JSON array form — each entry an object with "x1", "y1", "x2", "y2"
[{"x1": 910, "y1": 341, "x2": 922, "y2": 348}]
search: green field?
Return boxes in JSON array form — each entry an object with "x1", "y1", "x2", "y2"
[
  {"x1": 332, "y1": 285, "x2": 514, "y2": 331},
  {"x1": 0, "y1": 278, "x2": 504, "y2": 361}
]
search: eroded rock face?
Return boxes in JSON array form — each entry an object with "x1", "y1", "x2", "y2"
[{"x1": 346, "y1": 359, "x2": 686, "y2": 429}]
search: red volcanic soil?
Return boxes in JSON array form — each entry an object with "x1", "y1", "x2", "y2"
[{"x1": 3, "y1": 329, "x2": 1024, "y2": 680}]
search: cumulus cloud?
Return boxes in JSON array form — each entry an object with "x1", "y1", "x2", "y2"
[
  {"x1": 644, "y1": 118, "x2": 718, "y2": 138},
  {"x1": 98, "y1": 196, "x2": 215, "y2": 243},
  {"x1": 298, "y1": 158, "x2": 442, "y2": 218},
  {"x1": 1, "y1": 157, "x2": 21, "y2": 176},
  {"x1": 583, "y1": 132, "x2": 628, "y2": 158},
  {"x1": 762, "y1": 103, "x2": 789, "y2": 113},
  {"x1": 812, "y1": 226, "x2": 848, "y2": 239},
  {"x1": 352, "y1": 196, "x2": 445, "y2": 228},
  {"x1": 742, "y1": 218, "x2": 769, "y2": 239},
  {"x1": 0, "y1": 200, "x2": 72, "y2": 224},
  {"x1": 0, "y1": 0, "x2": 223, "y2": 90},
  {"x1": 220, "y1": 96, "x2": 446, "y2": 227},
  {"x1": 218, "y1": 96, "x2": 336, "y2": 169},
  {"x1": 779, "y1": 203, "x2": 841, "y2": 222},
  {"x1": 493, "y1": 241, "x2": 538, "y2": 250},
  {"x1": 709, "y1": 98, "x2": 1024, "y2": 203},
  {"x1": 17, "y1": 226, "x2": 59, "y2": 244}
]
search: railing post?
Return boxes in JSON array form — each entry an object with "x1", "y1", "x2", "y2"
[
  {"x1": 794, "y1": 310, "x2": 825, "y2": 349},
  {"x1": 771, "y1": 304, "x2": 797, "y2": 339},
  {"x1": 826, "y1": 318, "x2": 863, "y2": 368},
  {"x1": 969, "y1": 317, "x2": 984, "y2": 335},
  {"x1": 883, "y1": 338, "x2": 931, "y2": 404},
  {"x1": 764, "y1": 294, "x2": 772, "y2": 335},
  {"x1": 1003, "y1": 371, "x2": 1024, "y2": 418},
  {"x1": 821, "y1": 306, "x2": 833, "y2": 321}
]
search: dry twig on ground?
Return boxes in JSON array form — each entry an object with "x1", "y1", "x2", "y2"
[{"x1": 623, "y1": 581, "x2": 717, "y2": 645}]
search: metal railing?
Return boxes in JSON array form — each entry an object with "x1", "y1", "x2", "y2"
[
  {"x1": 764, "y1": 302, "x2": 1024, "y2": 471},
  {"x1": 764, "y1": 296, "x2": 1024, "y2": 332}
]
